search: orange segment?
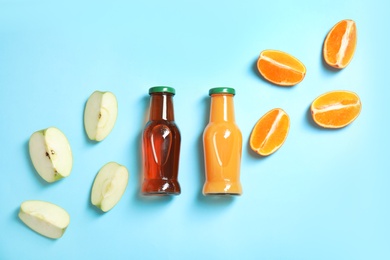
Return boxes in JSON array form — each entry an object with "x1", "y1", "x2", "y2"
[
  {"x1": 250, "y1": 108, "x2": 290, "y2": 156},
  {"x1": 311, "y1": 90, "x2": 361, "y2": 128},
  {"x1": 257, "y1": 50, "x2": 306, "y2": 86},
  {"x1": 323, "y1": 19, "x2": 357, "y2": 69}
]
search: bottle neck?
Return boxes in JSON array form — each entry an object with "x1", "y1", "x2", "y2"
[
  {"x1": 209, "y1": 94, "x2": 235, "y2": 122},
  {"x1": 149, "y1": 93, "x2": 175, "y2": 121}
]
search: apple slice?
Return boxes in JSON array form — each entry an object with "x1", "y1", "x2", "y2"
[
  {"x1": 91, "y1": 162, "x2": 129, "y2": 212},
  {"x1": 18, "y1": 200, "x2": 70, "y2": 239},
  {"x1": 29, "y1": 127, "x2": 73, "y2": 183},
  {"x1": 84, "y1": 91, "x2": 118, "y2": 141}
]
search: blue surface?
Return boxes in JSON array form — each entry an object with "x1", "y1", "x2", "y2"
[{"x1": 1, "y1": 0, "x2": 390, "y2": 259}]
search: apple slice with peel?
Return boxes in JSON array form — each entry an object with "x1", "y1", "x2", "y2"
[
  {"x1": 29, "y1": 127, "x2": 73, "y2": 183},
  {"x1": 91, "y1": 162, "x2": 129, "y2": 212},
  {"x1": 19, "y1": 200, "x2": 70, "y2": 239},
  {"x1": 84, "y1": 91, "x2": 118, "y2": 141}
]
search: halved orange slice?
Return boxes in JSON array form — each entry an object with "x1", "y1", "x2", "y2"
[
  {"x1": 250, "y1": 108, "x2": 290, "y2": 156},
  {"x1": 257, "y1": 50, "x2": 306, "y2": 86},
  {"x1": 323, "y1": 19, "x2": 357, "y2": 69},
  {"x1": 311, "y1": 90, "x2": 361, "y2": 128}
]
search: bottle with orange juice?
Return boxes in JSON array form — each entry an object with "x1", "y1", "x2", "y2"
[{"x1": 203, "y1": 87, "x2": 243, "y2": 195}]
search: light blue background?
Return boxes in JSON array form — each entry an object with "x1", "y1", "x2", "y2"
[{"x1": 1, "y1": 0, "x2": 389, "y2": 259}]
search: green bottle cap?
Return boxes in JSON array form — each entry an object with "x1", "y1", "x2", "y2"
[
  {"x1": 149, "y1": 86, "x2": 176, "y2": 95},
  {"x1": 209, "y1": 87, "x2": 236, "y2": 96}
]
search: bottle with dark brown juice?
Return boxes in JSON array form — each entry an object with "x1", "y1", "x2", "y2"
[{"x1": 141, "y1": 86, "x2": 181, "y2": 195}]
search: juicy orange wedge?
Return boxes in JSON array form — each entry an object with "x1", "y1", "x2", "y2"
[
  {"x1": 311, "y1": 90, "x2": 361, "y2": 128},
  {"x1": 323, "y1": 19, "x2": 357, "y2": 69},
  {"x1": 257, "y1": 50, "x2": 306, "y2": 86},
  {"x1": 250, "y1": 108, "x2": 290, "y2": 156}
]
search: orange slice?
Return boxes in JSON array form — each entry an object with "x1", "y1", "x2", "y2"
[
  {"x1": 311, "y1": 90, "x2": 361, "y2": 128},
  {"x1": 257, "y1": 50, "x2": 306, "y2": 86},
  {"x1": 323, "y1": 19, "x2": 357, "y2": 69},
  {"x1": 250, "y1": 108, "x2": 290, "y2": 156}
]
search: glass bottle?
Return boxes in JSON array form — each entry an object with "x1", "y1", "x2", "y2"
[
  {"x1": 141, "y1": 86, "x2": 181, "y2": 195},
  {"x1": 203, "y1": 87, "x2": 243, "y2": 195}
]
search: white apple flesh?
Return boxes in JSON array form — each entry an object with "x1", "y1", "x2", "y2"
[
  {"x1": 29, "y1": 127, "x2": 73, "y2": 183},
  {"x1": 18, "y1": 200, "x2": 70, "y2": 239},
  {"x1": 91, "y1": 162, "x2": 129, "y2": 212},
  {"x1": 84, "y1": 91, "x2": 118, "y2": 141}
]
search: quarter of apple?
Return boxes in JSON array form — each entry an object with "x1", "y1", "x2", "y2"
[
  {"x1": 84, "y1": 91, "x2": 118, "y2": 141},
  {"x1": 18, "y1": 200, "x2": 70, "y2": 239},
  {"x1": 29, "y1": 127, "x2": 73, "y2": 183},
  {"x1": 91, "y1": 162, "x2": 129, "y2": 212}
]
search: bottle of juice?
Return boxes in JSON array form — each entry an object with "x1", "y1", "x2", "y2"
[
  {"x1": 203, "y1": 87, "x2": 243, "y2": 195},
  {"x1": 141, "y1": 86, "x2": 181, "y2": 195}
]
